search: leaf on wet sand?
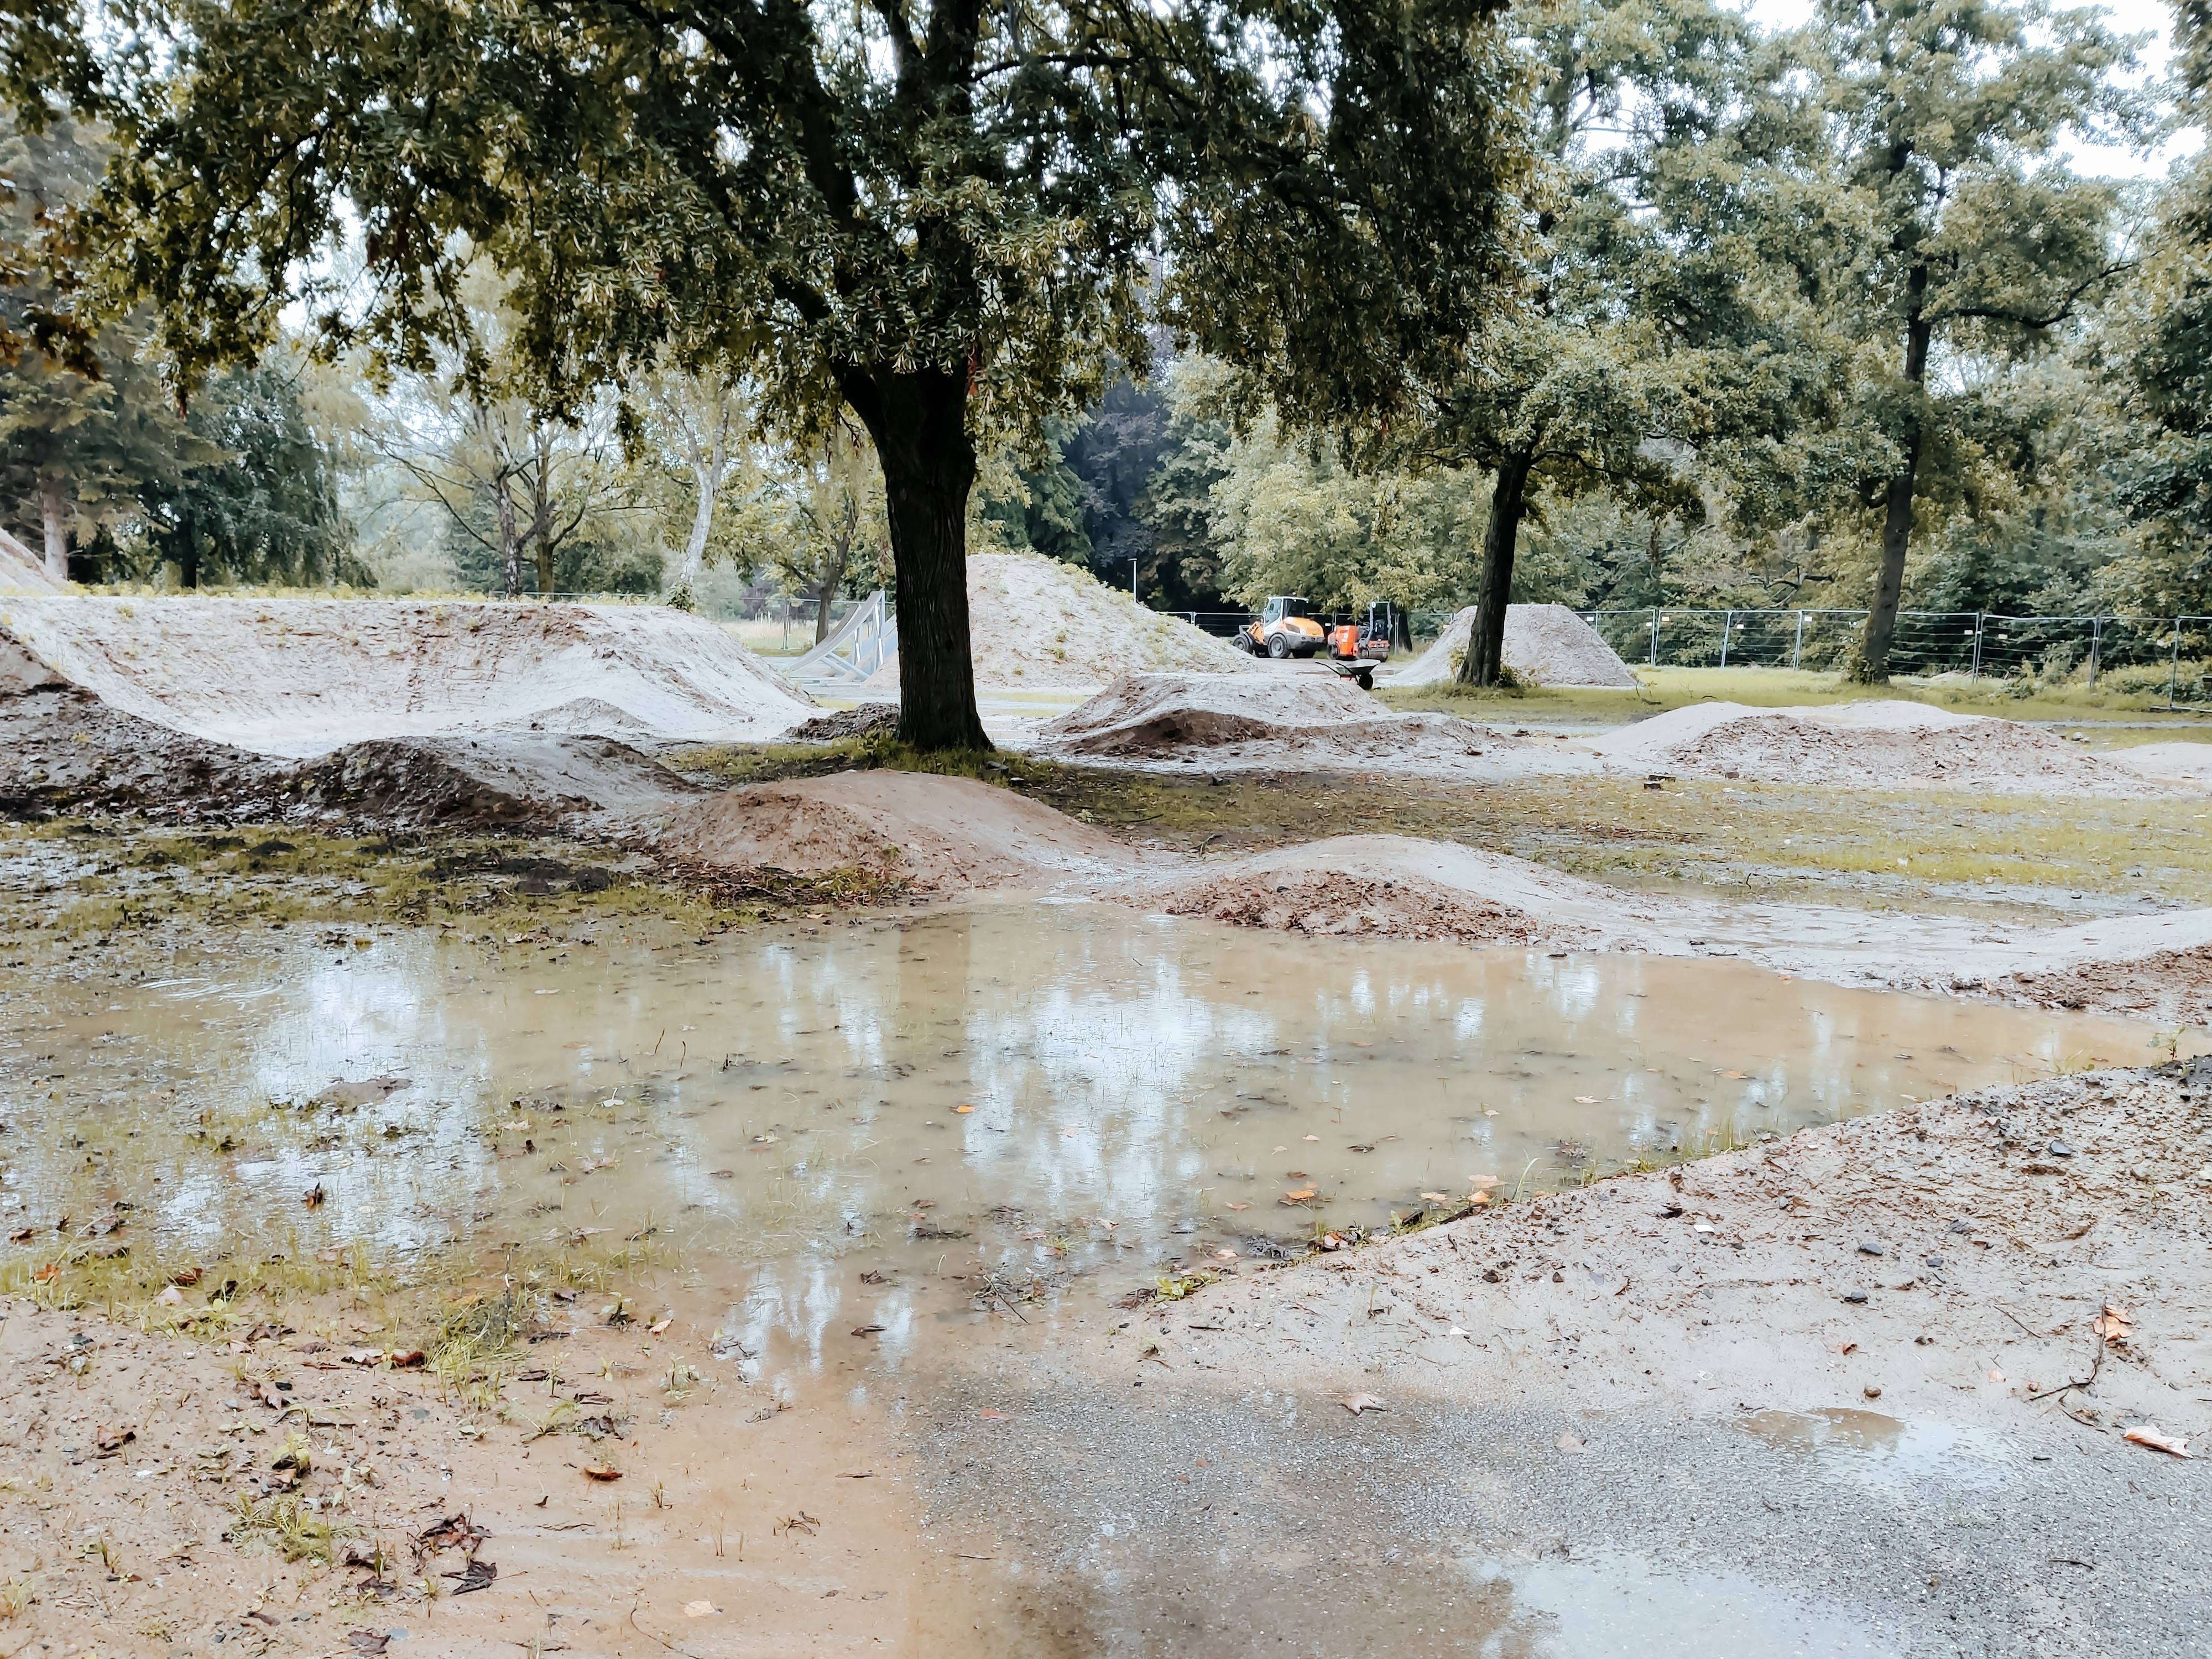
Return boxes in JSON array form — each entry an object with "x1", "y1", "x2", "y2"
[{"x1": 2124, "y1": 1425, "x2": 2190, "y2": 1458}]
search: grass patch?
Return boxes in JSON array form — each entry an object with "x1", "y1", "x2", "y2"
[{"x1": 1380, "y1": 664, "x2": 2212, "y2": 728}]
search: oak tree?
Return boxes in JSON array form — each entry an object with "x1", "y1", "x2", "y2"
[{"x1": 19, "y1": 0, "x2": 1529, "y2": 748}]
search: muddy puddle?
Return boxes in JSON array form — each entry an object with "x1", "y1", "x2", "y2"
[{"x1": 1, "y1": 902, "x2": 2152, "y2": 1349}]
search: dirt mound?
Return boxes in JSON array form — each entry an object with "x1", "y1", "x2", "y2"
[
  {"x1": 647, "y1": 770, "x2": 1145, "y2": 893},
  {"x1": 0, "y1": 685, "x2": 290, "y2": 818},
  {"x1": 1029, "y1": 671, "x2": 1523, "y2": 771},
  {"x1": 286, "y1": 734, "x2": 703, "y2": 830},
  {"x1": 2109, "y1": 742, "x2": 2212, "y2": 787},
  {"x1": 786, "y1": 703, "x2": 900, "y2": 742},
  {"x1": 1152, "y1": 866, "x2": 1556, "y2": 945},
  {"x1": 1587, "y1": 700, "x2": 2162, "y2": 794},
  {"x1": 0, "y1": 526, "x2": 61, "y2": 594},
  {"x1": 1387, "y1": 603, "x2": 1640, "y2": 688},
  {"x1": 865, "y1": 552, "x2": 1261, "y2": 690},
  {"x1": 1139, "y1": 834, "x2": 1613, "y2": 945},
  {"x1": 0, "y1": 596, "x2": 813, "y2": 757}
]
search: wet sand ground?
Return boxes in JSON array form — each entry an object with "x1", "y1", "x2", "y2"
[{"x1": 7, "y1": 1066, "x2": 2206, "y2": 1656}]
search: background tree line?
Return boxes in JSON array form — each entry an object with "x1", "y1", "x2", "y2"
[{"x1": 4, "y1": 0, "x2": 2212, "y2": 716}]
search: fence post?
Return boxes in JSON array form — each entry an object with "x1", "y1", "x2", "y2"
[
  {"x1": 2171, "y1": 619, "x2": 2182, "y2": 706},
  {"x1": 1719, "y1": 609, "x2": 1733, "y2": 669},
  {"x1": 1970, "y1": 613, "x2": 1984, "y2": 679},
  {"x1": 1650, "y1": 607, "x2": 1660, "y2": 669},
  {"x1": 2089, "y1": 617, "x2": 2102, "y2": 688},
  {"x1": 1792, "y1": 610, "x2": 1805, "y2": 670}
]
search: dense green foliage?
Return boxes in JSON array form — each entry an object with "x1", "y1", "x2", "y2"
[{"x1": 7, "y1": 0, "x2": 2212, "y2": 702}]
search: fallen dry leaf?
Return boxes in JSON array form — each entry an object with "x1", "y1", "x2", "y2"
[
  {"x1": 1283, "y1": 1187, "x2": 1317, "y2": 1203},
  {"x1": 1987, "y1": 1369, "x2": 2006, "y2": 1383},
  {"x1": 648, "y1": 1316, "x2": 672, "y2": 1334},
  {"x1": 1827, "y1": 1340, "x2": 1857, "y2": 1355},
  {"x1": 1340, "y1": 1392, "x2": 1385, "y2": 1416},
  {"x1": 582, "y1": 1463, "x2": 622, "y2": 1481},
  {"x1": 1302, "y1": 1135, "x2": 1321, "y2": 1142},
  {"x1": 2124, "y1": 1425, "x2": 2191, "y2": 1458},
  {"x1": 1573, "y1": 1095, "x2": 1597, "y2": 1104},
  {"x1": 1556, "y1": 1433, "x2": 1588, "y2": 1453},
  {"x1": 977, "y1": 1409, "x2": 1010, "y2": 1421},
  {"x1": 1421, "y1": 1192, "x2": 1452, "y2": 1203},
  {"x1": 954, "y1": 1104, "x2": 975, "y2": 1114},
  {"x1": 158, "y1": 1285, "x2": 184, "y2": 1307},
  {"x1": 683, "y1": 1600, "x2": 719, "y2": 1618},
  {"x1": 1224, "y1": 1202, "x2": 1250, "y2": 1212},
  {"x1": 2093, "y1": 1303, "x2": 2133, "y2": 1345},
  {"x1": 1720, "y1": 1070, "x2": 1748, "y2": 1080}
]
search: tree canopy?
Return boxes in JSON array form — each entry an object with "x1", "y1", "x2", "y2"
[{"x1": 19, "y1": 0, "x2": 1532, "y2": 746}]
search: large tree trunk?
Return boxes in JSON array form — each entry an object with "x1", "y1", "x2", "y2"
[
  {"x1": 495, "y1": 478, "x2": 523, "y2": 599},
  {"x1": 812, "y1": 500, "x2": 855, "y2": 644},
  {"x1": 1456, "y1": 448, "x2": 1534, "y2": 688},
  {"x1": 1857, "y1": 270, "x2": 1932, "y2": 682},
  {"x1": 38, "y1": 475, "x2": 68, "y2": 581},
  {"x1": 845, "y1": 368, "x2": 989, "y2": 752},
  {"x1": 680, "y1": 467, "x2": 718, "y2": 592}
]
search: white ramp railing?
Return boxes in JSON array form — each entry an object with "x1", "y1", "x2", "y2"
[{"x1": 788, "y1": 589, "x2": 897, "y2": 685}]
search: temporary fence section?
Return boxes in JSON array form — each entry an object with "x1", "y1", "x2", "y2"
[{"x1": 1577, "y1": 608, "x2": 2212, "y2": 700}]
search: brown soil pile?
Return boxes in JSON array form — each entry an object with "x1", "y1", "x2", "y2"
[
  {"x1": 1590, "y1": 700, "x2": 2162, "y2": 795},
  {"x1": 646, "y1": 770, "x2": 1145, "y2": 893},
  {"x1": 1155, "y1": 867, "x2": 1558, "y2": 944},
  {"x1": 1031, "y1": 671, "x2": 1511, "y2": 769},
  {"x1": 1140, "y1": 834, "x2": 1610, "y2": 946},
  {"x1": 0, "y1": 685, "x2": 290, "y2": 819},
  {"x1": 786, "y1": 702, "x2": 900, "y2": 741},
  {"x1": 1387, "y1": 603, "x2": 1640, "y2": 688},
  {"x1": 286, "y1": 734, "x2": 703, "y2": 830},
  {"x1": 865, "y1": 552, "x2": 1261, "y2": 690},
  {"x1": 1135, "y1": 1063, "x2": 2212, "y2": 1443}
]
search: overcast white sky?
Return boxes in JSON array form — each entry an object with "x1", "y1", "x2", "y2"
[{"x1": 1739, "y1": 0, "x2": 2194, "y2": 178}]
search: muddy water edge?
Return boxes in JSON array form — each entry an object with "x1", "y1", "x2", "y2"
[{"x1": 0, "y1": 816, "x2": 2185, "y2": 1655}]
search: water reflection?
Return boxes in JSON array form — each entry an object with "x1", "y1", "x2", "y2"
[{"x1": 0, "y1": 902, "x2": 2152, "y2": 1302}]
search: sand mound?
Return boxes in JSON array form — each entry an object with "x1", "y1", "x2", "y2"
[
  {"x1": 286, "y1": 734, "x2": 703, "y2": 830},
  {"x1": 1387, "y1": 603, "x2": 1639, "y2": 688},
  {"x1": 2108, "y1": 742, "x2": 2212, "y2": 787},
  {"x1": 865, "y1": 552, "x2": 1261, "y2": 690},
  {"x1": 0, "y1": 528, "x2": 62, "y2": 594},
  {"x1": 786, "y1": 703, "x2": 900, "y2": 742},
  {"x1": 648, "y1": 770, "x2": 1145, "y2": 893},
  {"x1": 1029, "y1": 671, "x2": 1520, "y2": 770},
  {"x1": 0, "y1": 597, "x2": 813, "y2": 757},
  {"x1": 1587, "y1": 700, "x2": 2166, "y2": 794}
]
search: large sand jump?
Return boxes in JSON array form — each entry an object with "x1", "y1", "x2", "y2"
[
  {"x1": 865, "y1": 551, "x2": 1261, "y2": 690},
  {"x1": 0, "y1": 596, "x2": 812, "y2": 755}
]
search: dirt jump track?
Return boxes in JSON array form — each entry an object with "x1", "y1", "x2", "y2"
[{"x1": 0, "y1": 596, "x2": 814, "y2": 755}]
